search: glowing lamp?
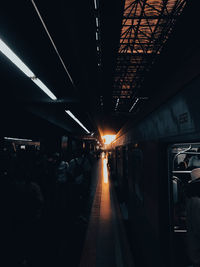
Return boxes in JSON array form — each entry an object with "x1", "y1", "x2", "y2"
[{"x1": 102, "y1": 135, "x2": 116, "y2": 145}]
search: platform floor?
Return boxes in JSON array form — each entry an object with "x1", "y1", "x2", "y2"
[{"x1": 80, "y1": 156, "x2": 134, "y2": 267}]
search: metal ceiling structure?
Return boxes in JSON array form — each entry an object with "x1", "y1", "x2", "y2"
[
  {"x1": 0, "y1": 0, "x2": 196, "y2": 136},
  {"x1": 113, "y1": 0, "x2": 187, "y2": 113}
]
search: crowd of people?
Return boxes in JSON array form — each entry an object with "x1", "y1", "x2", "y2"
[{"x1": 0, "y1": 141, "x2": 96, "y2": 267}]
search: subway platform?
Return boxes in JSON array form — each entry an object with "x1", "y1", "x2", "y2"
[{"x1": 79, "y1": 155, "x2": 134, "y2": 267}]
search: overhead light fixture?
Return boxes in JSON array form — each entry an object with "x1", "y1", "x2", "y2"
[
  {"x1": 129, "y1": 96, "x2": 149, "y2": 112},
  {"x1": 96, "y1": 32, "x2": 98, "y2": 41},
  {"x1": 115, "y1": 98, "x2": 119, "y2": 110},
  {"x1": 0, "y1": 38, "x2": 57, "y2": 100},
  {"x1": 97, "y1": 46, "x2": 100, "y2": 51},
  {"x1": 129, "y1": 98, "x2": 139, "y2": 112},
  {"x1": 32, "y1": 78, "x2": 57, "y2": 100},
  {"x1": 4, "y1": 137, "x2": 32, "y2": 142},
  {"x1": 96, "y1": 17, "x2": 99, "y2": 27},
  {"x1": 94, "y1": 0, "x2": 97, "y2": 10},
  {"x1": 65, "y1": 110, "x2": 90, "y2": 134},
  {"x1": 0, "y1": 39, "x2": 35, "y2": 77}
]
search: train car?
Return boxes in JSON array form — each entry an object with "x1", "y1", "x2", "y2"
[{"x1": 110, "y1": 73, "x2": 200, "y2": 267}]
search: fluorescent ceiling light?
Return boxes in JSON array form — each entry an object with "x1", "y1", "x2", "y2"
[
  {"x1": 96, "y1": 32, "x2": 98, "y2": 41},
  {"x1": 32, "y1": 78, "x2": 57, "y2": 100},
  {"x1": 129, "y1": 98, "x2": 139, "y2": 112},
  {"x1": 0, "y1": 39, "x2": 35, "y2": 77},
  {"x1": 97, "y1": 46, "x2": 99, "y2": 51},
  {"x1": 0, "y1": 38, "x2": 57, "y2": 100},
  {"x1": 115, "y1": 98, "x2": 119, "y2": 110},
  {"x1": 96, "y1": 17, "x2": 99, "y2": 27},
  {"x1": 4, "y1": 137, "x2": 32, "y2": 142},
  {"x1": 65, "y1": 110, "x2": 90, "y2": 134},
  {"x1": 94, "y1": 0, "x2": 97, "y2": 9}
]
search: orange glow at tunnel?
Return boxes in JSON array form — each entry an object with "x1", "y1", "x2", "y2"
[
  {"x1": 102, "y1": 134, "x2": 116, "y2": 145},
  {"x1": 103, "y1": 157, "x2": 108, "y2": 184}
]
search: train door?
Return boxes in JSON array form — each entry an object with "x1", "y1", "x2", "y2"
[
  {"x1": 122, "y1": 146, "x2": 128, "y2": 180},
  {"x1": 168, "y1": 143, "x2": 200, "y2": 267},
  {"x1": 121, "y1": 146, "x2": 129, "y2": 219},
  {"x1": 115, "y1": 147, "x2": 120, "y2": 180},
  {"x1": 127, "y1": 142, "x2": 163, "y2": 267}
]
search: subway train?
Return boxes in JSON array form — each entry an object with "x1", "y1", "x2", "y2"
[{"x1": 108, "y1": 73, "x2": 200, "y2": 267}]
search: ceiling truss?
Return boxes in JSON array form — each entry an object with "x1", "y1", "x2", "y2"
[{"x1": 113, "y1": 0, "x2": 187, "y2": 112}]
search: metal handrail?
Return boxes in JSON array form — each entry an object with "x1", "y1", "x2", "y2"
[
  {"x1": 172, "y1": 171, "x2": 191, "y2": 174},
  {"x1": 173, "y1": 145, "x2": 192, "y2": 170}
]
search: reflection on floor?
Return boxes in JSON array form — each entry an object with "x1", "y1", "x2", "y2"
[{"x1": 80, "y1": 156, "x2": 134, "y2": 267}]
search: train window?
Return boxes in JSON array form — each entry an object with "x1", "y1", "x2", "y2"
[{"x1": 169, "y1": 143, "x2": 200, "y2": 266}]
